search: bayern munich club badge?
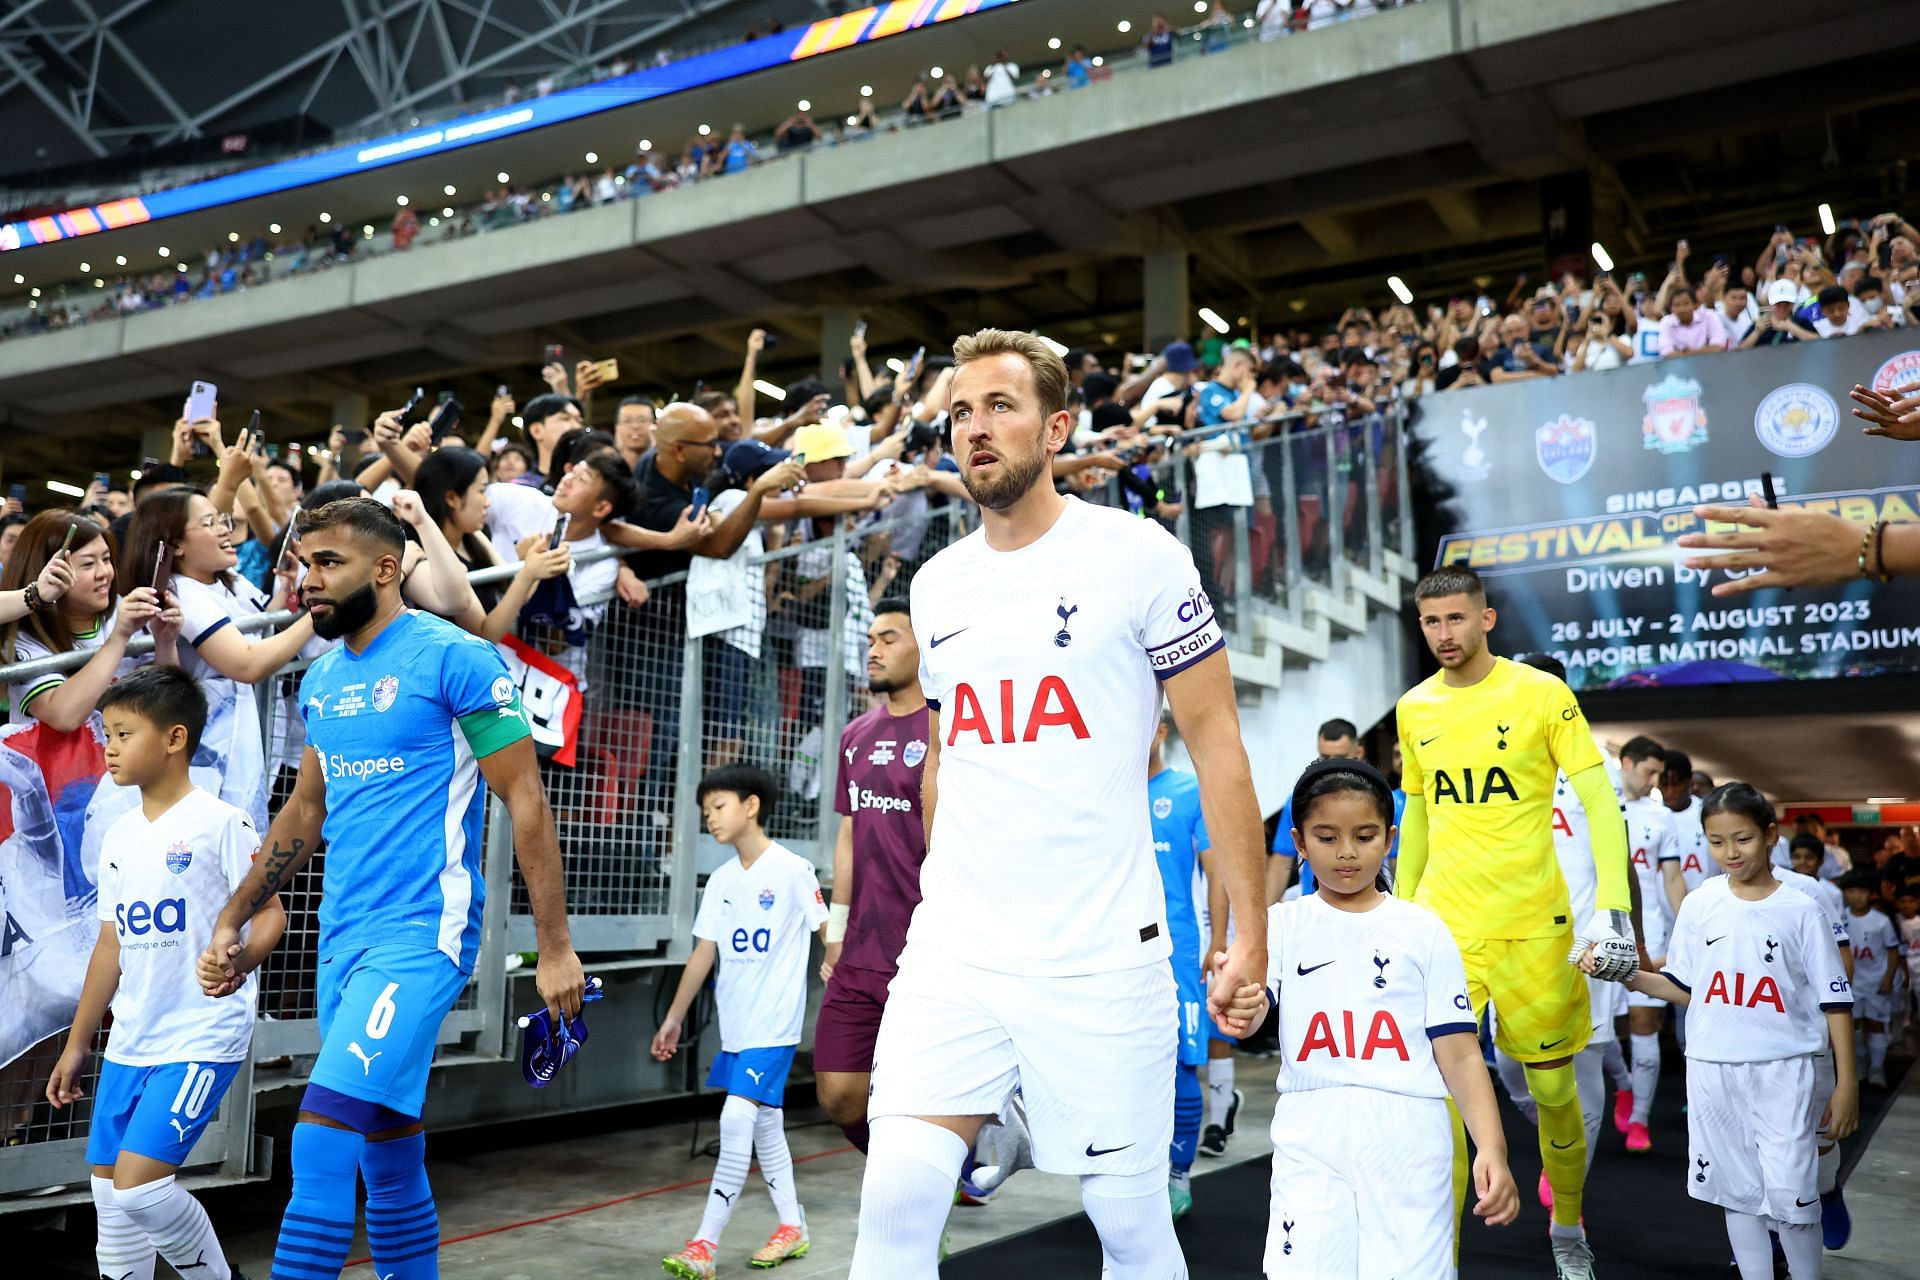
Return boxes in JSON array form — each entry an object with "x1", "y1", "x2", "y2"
[
  {"x1": 165, "y1": 841, "x2": 193, "y2": 875},
  {"x1": 371, "y1": 674, "x2": 399, "y2": 712},
  {"x1": 1534, "y1": 414, "x2": 1597, "y2": 484},
  {"x1": 1642, "y1": 374, "x2": 1709, "y2": 454},
  {"x1": 1754, "y1": 384, "x2": 1839, "y2": 458},
  {"x1": 1870, "y1": 348, "x2": 1920, "y2": 395}
]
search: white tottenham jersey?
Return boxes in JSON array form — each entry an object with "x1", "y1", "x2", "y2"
[
  {"x1": 1266, "y1": 894, "x2": 1476, "y2": 1099},
  {"x1": 1625, "y1": 796, "x2": 1680, "y2": 957},
  {"x1": 1664, "y1": 877, "x2": 1850, "y2": 1063},
  {"x1": 1775, "y1": 867, "x2": 1849, "y2": 951},
  {"x1": 1672, "y1": 796, "x2": 1715, "y2": 891},
  {"x1": 1843, "y1": 907, "x2": 1902, "y2": 992},
  {"x1": 910, "y1": 497, "x2": 1223, "y2": 976},
  {"x1": 1548, "y1": 748, "x2": 1621, "y2": 932},
  {"x1": 692, "y1": 843, "x2": 828, "y2": 1052},
  {"x1": 95, "y1": 788, "x2": 260, "y2": 1066}
]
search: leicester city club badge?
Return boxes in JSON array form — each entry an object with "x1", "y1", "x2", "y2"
[
  {"x1": 165, "y1": 841, "x2": 193, "y2": 875},
  {"x1": 1641, "y1": 374, "x2": 1709, "y2": 454},
  {"x1": 1533, "y1": 415, "x2": 1596, "y2": 485},
  {"x1": 758, "y1": 889, "x2": 775, "y2": 911}
]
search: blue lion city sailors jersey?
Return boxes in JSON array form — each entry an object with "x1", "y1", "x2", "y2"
[
  {"x1": 299, "y1": 609, "x2": 532, "y2": 973},
  {"x1": 693, "y1": 843, "x2": 830, "y2": 1053},
  {"x1": 907, "y1": 496, "x2": 1224, "y2": 975},
  {"x1": 1262, "y1": 893, "x2": 1477, "y2": 1280},
  {"x1": 1663, "y1": 877, "x2": 1853, "y2": 1226},
  {"x1": 96, "y1": 787, "x2": 261, "y2": 1065}
]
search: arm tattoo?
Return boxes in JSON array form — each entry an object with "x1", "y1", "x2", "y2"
[{"x1": 249, "y1": 838, "x2": 306, "y2": 910}]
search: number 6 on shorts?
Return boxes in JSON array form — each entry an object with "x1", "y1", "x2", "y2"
[{"x1": 365, "y1": 982, "x2": 401, "y2": 1040}]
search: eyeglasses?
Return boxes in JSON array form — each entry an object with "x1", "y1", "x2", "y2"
[
  {"x1": 677, "y1": 437, "x2": 724, "y2": 453},
  {"x1": 194, "y1": 514, "x2": 236, "y2": 533}
]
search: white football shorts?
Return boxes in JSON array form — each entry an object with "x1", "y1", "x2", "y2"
[
  {"x1": 1685, "y1": 1054, "x2": 1820, "y2": 1224},
  {"x1": 866, "y1": 947, "x2": 1175, "y2": 1177},
  {"x1": 1265, "y1": 1085, "x2": 1454, "y2": 1279}
]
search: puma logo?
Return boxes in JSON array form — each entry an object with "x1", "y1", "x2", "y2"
[
  {"x1": 177, "y1": 1251, "x2": 212, "y2": 1272},
  {"x1": 169, "y1": 1118, "x2": 191, "y2": 1142},
  {"x1": 347, "y1": 1042, "x2": 382, "y2": 1075},
  {"x1": 712, "y1": 1187, "x2": 736, "y2": 1205},
  {"x1": 744, "y1": 1067, "x2": 764, "y2": 1085}
]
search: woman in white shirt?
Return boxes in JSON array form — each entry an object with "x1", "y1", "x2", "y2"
[
  {"x1": 1570, "y1": 311, "x2": 1630, "y2": 373},
  {"x1": 120, "y1": 489, "x2": 313, "y2": 828},
  {"x1": 1, "y1": 511, "x2": 177, "y2": 729}
]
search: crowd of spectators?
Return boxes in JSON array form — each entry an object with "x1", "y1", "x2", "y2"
[{"x1": 1, "y1": 3, "x2": 1422, "y2": 340}]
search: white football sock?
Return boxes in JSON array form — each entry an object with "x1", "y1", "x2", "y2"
[
  {"x1": 694, "y1": 1094, "x2": 758, "y2": 1245},
  {"x1": 1867, "y1": 1031, "x2": 1889, "y2": 1074},
  {"x1": 1775, "y1": 1217, "x2": 1823, "y2": 1279},
  {"x1": 115, "y1": 1176, "x2": 229, "y2": 1280},
  {"x1": 753, "y1": 1104, "x2": 803, "y2": 1226},
  {"x1": 1854, "y1": 1027, "x2": 1868, "y2": 1077},
  {"x1": 93, "y1": 1175, "x2": 156, "y2": 1280},
  {"x1": 1601, "y1": 1035, "x2": 1631, "y2": 1091},
  {"x1": 1574, "y1": 1046, "x2": 1604, "y2": 1170},
  {"x1": 1205, "y1": 1059, "x2": 1235, "y2": 1128},
  {"x1": 1630, "y1": 1032, "x2": 1660, "y2": 1125},
  {"x1": 1723, "y1": 1209, "x2": 1773, "y2": 1278},
  {"x1": 1817, "y1": 1139, "x2": 1840, "y2": 1195},
  {"x1": 1081, "y1": 1169, "x2": 1188, "y2": 1279},
  {"x1": 848, "y1": 1116, "x2": 965, "y2": 1280}
]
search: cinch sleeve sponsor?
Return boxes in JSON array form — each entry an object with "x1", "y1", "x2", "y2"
[
  {"x1": 1804, "y1": 902, "x2": 1853, "y2": 1012},
  {"x1": 1133, "y1": 523, "x2": 1224, "y2": 680},
  {"x1": 1540, "y1": 673, "x2": 1603, "y2": 776},
  {"x1": 444, "y1": 635, "x2": 532, "y2": 759}
]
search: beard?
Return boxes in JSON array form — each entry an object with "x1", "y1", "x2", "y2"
[
  {"x1": 958, "y1": 430, "x2": 1050, "y2": 511},
  {"x1": 310, "y1": 579, "x2": 380, "y2": 640},
  {"x1": 868, "y1": 673, "x2": 901, "y2": 694}
]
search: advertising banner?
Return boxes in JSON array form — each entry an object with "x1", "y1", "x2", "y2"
[{"x1": 1409, "y1": 329, "x2": 1920, "y2": 691}]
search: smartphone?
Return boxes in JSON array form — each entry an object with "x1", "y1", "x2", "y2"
[
  {"x1": 548, "y1": 514, "x2": 570, "y2": 550},
  {"x1": 689, "y1": 486, "x2": 710, "y2": 519},
  {"x1": 428, "y1": 398, "x2": 463, "y2": 441},
  {"x1": 185, "y1": 379, "x2": 217, "y2": 423},
  {"x1": 272, "y1": 517, "x2": 297, "y2": 575},
  {"x1": 544, "y1": 344, "x2": 564, "y2": 366},
  {"x1": 57, "y1": 524, "x2": 78, "y2": 557},
  {"x1": 1879, "y1": 241, "x2": 1894, "y2": 269},
  {"x1": 1761, "y1": 472, "x2": 1779, "y2": 510},
  {"x1": 1712, "y1": 253, "x2": 1729, "y2": 268},
  {"x1": 495, "y1": 383, "x2": 509, "y2": 399},
  {"x1": 852, "y1": 319, "x2": 868, "y2": 341},
  {"x1": 593, "y1": 357, "x2": 619, "y2": 383},
  {"x1": 152, "y1": 542, "x2": 173, "y2": 596},
  {"x1": 7, "y1": 483, "x2": 24, "y2": 502},
  {"x1": 760, "y1": 332, "x2": 779, "y2": 351},
  {"x1": 437, "y1": 390, "x2": 455, "y2": 406},
  {"x1": 93, "y1": 472, "x2": 109, "y2": 491},
  {"x1": 692, "y1": 378, "x2": 706, "y2": 398},
  {"x1": 397, "y1": 386, "x2": 428, "y2": 425},
  {"x1": 265, "y1": 443, "x2": 280, "y2": 460},
  {"x1": 247, "y1": 410, "x2": 264, "y2": 452}
]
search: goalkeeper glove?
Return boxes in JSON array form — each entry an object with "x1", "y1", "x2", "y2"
[{"x1": 1569, "y1": 910, "x2": 1638, "y2": 983}]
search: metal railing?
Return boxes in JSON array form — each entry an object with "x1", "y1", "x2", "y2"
[{"x1": 0, "y1": 406, "x2": 1412, "y2": 1199}]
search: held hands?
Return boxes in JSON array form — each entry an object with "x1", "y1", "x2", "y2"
[
  {"x1": 650, "y1": 1015, "x2": 684, "y2": 1061},
  {"x1": 198, "y1": 922, "x2": 247, "y2": 997},
  {"x1": 1207, "y1": 944, "x2": 1269, "y2": 1037}
]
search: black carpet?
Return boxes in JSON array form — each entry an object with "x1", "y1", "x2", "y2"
[{"x1": 945, "y1": 1047, "x2": 1912, "y2": 1279}]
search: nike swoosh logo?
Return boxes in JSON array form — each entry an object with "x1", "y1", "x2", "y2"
[
  {"x1": 1796, "y1": 1196, "x2": 1818, "y2": 1207},
  {"x1": 1296, "y1": 960, "x2": 1335, "y2": 976},
  {"x1": 1705, "y1": 935, "x2": 1725, "y2": 945},
  {"x1": 930, "y1": 628, "x2": 967, "y2": 648},
  {"x1": 1419, "y1": 734, "x2": 1441, "y2": 746},
  {"x1": 1538, "y1": 1037, "x2": 1568, "y2": 1051},
  {"x1": 1085, "y1": 1142, "x2": 1133, "y2": 1158},
  {"x1": 1550, "y1": 1138, "x2": 1577, "y2": 1150}
]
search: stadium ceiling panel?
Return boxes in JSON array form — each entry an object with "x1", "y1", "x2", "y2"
[{"x1": 0, "y1": 0, "x2": 805, "y2": 178}]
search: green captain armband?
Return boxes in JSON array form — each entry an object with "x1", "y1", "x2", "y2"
[{"x1": 457, "y1": 686, "x2": 532, "y2": 758}]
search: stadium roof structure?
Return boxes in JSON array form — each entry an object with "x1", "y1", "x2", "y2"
[{"x1": 0, "y1": 0, "x2": 826, "y2": 185}]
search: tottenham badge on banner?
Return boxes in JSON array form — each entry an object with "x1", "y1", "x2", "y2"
[
  {"x1": 1534, "y1": 415, "x2": 1597, "y2": 484},
  {"x1": 1641, "y1": 374, "x2": 1709, "y2": 454}
]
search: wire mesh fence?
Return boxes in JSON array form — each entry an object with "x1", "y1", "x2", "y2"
[{"x1": 0, "y1": 406, "x2": 1408, "y2": 1193}]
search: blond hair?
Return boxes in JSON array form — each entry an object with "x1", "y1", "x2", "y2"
[{"x1": 951, "y1": 328, "x2": 1070, "y2": 419}]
